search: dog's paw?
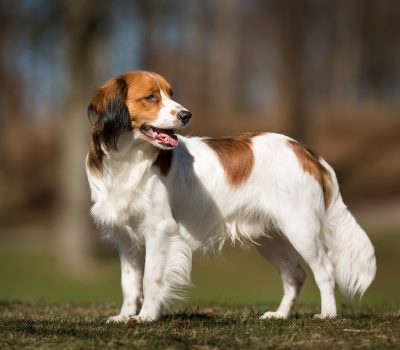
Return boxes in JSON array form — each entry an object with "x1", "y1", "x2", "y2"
[
  {"x1": 106, "y1": 314, "x2": 131, "y2": 323},
  {"x1": 259, "y1": 311, "x2": 288, "y2": 320},
  {"x1": 313, "y1": 313, "x2": 336, "y2": 319},
  {"x1": 127, "y1": 314, "x2": 154, "y2": 323}
]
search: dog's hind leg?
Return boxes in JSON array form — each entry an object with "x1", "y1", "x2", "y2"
[
  {"x1": 280, "y1": 215, "x2": 337, "y2": 318},
  {"x1": 256, "y1": 234, "x2": 306, "y2": 319}
]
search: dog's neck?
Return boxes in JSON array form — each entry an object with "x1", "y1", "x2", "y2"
[{"x1": 98, "y1": 133, "x2": 159, "y2": 191}]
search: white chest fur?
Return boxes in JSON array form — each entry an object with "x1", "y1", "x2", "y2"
[{"x1": 86, "y1": 143, "x2": 157, "y2": 228}]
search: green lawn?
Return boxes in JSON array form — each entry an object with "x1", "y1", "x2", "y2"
[
  {"x1": 0, "y1": 233, "x2": 399, "y2": 305},
  {"x1": 0, "y1": 233, "x2": 399, "y2": 349},
  {"x1": 1, "y1": 302, "x2": 399, "y2": 349}
]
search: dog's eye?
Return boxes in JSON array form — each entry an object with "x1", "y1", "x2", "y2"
[
  {"x1": 169, "y1": 90, "x2": 173, "y2": 97},
  {"x1": 144, "y1": 94, "x2": 158, "y2": 103}
]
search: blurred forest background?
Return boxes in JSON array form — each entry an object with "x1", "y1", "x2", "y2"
[{"x1": 0, "y1": 0, "x2": 399, "y2": 305}]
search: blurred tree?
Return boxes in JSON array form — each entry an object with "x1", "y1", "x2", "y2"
[
  {"x1": 177, "y1": 1, "x2": 209, "y2": 113},
  {"x1": 0, "y1": 2, "x2": 6, "y2": 214},
  {"x1": 271, "y1": 0, "x2": 310, "y2": 141},
  {"x1": 137, "y1": 0, "x2": 158, "y2": 69},
  {"x1": 208, "y1": 0, "x2": 239, "y2": 117},
  {"x1": 362, "y1": 0, "x2": 391, "y2": 98},
  {"x1": 57, "y1": 0, "x2": 105, "y2": 274},
  {"x1": 330, "y1": 0, "x2": 362, "y2": 106},
  {"x1": 0, "y1": 3, "x2": 26, "y2": 216}
]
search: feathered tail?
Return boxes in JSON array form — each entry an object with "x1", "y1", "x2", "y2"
[{"x1": 322, "y1": 166, "x2": 376, "y2": 297}]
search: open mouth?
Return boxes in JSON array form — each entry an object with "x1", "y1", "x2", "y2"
[{"x1": 140, "y1": 125, "x2": 179, "y2": 148}]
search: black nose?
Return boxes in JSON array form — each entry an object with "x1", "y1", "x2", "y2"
[{"x1": 177, "y1": 110, "x2": 192, "y2": 125}]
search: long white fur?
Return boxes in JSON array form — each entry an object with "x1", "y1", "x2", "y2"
[{"x1": 86, "y1": 91, "x2": 376, "y2": 322}]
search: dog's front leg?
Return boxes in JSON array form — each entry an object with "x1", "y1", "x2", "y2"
[
  {"x1": 133, "y1": 228, "x2": 191, "y2": 322},
  {"x1": 107, "y1": 234, "x2": 145, "y2": 323},
  {"x1": 133, "y1": 232, "x2": 169, "y2": 322}
]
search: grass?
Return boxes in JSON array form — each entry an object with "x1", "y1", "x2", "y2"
[
  {"x1": 0, "y1": 233, "x2": 399, "y2": 305},
  {"x1": 0, "y1": 232, "x2": 399, "y2": 348},
  {"x1": 1, "y1": 301, "x2": 399, "y2": 349}
]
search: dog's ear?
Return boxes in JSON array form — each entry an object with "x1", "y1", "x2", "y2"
[{"x1": 88, "y1": 77, "x2": 132, "y2": 151}]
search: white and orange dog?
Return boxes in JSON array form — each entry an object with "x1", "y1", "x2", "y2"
[{"x1": 86, "y1": 70, "x2": 376, "y2": 322}]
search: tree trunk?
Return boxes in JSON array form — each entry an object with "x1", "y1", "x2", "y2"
[
  {"x1": 207, "y1": 0, "x2": 239, "y2": 118},
  {"x1": 274, "y1": 1, "x2": 308, "y2": 141},
  {"x1": 0, "y1": 3, "x2": 25, "y2": 215},
  {"x1": 177, "y1": 2, "x2": 209, "y2": 114},
  {"x1": 329, "y1": 1, "x2": 363, "y2": 106},
  {"x1": 56, "y1": 0, "x2": 100, "y2": 275}
]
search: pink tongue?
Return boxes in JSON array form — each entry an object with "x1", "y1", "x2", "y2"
[{"x1": 156, "y1": 129, "x2": 179, "y2": 147}]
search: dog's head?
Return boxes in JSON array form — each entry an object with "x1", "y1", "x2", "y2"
[{"x1": 88, "y1": 71, "x2": 191, "y2": 151}]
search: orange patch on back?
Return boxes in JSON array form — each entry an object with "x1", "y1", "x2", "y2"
[
  {"x1": 204, "y1": 136, "x2": 255, "y2": 186},
  {"x1": 288, "y1": 140, "x2": 333, "y2": 209}
]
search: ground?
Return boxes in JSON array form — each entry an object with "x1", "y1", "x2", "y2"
[
  {"x1": 0, "y1": 232, "x2": 399, "y2": 349},
  {"x1": 1, "y1": 302, "x2": 400, "y2": 349}
]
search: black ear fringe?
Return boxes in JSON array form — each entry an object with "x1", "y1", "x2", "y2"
[
  {"x1": 87, "y1": 77, "x2": 132, "y2": 151},
  {"x1": 87, "y1": 130, "x2": 105, "y2": 171}
]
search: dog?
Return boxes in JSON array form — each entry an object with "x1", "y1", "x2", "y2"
[{"x1": 86, "y1": 70, "x2": 376, "y2": 322}]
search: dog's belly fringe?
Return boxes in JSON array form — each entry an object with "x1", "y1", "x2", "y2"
[{"x1": 175, "y1": 211, "x2": 280, "y2": 255}]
